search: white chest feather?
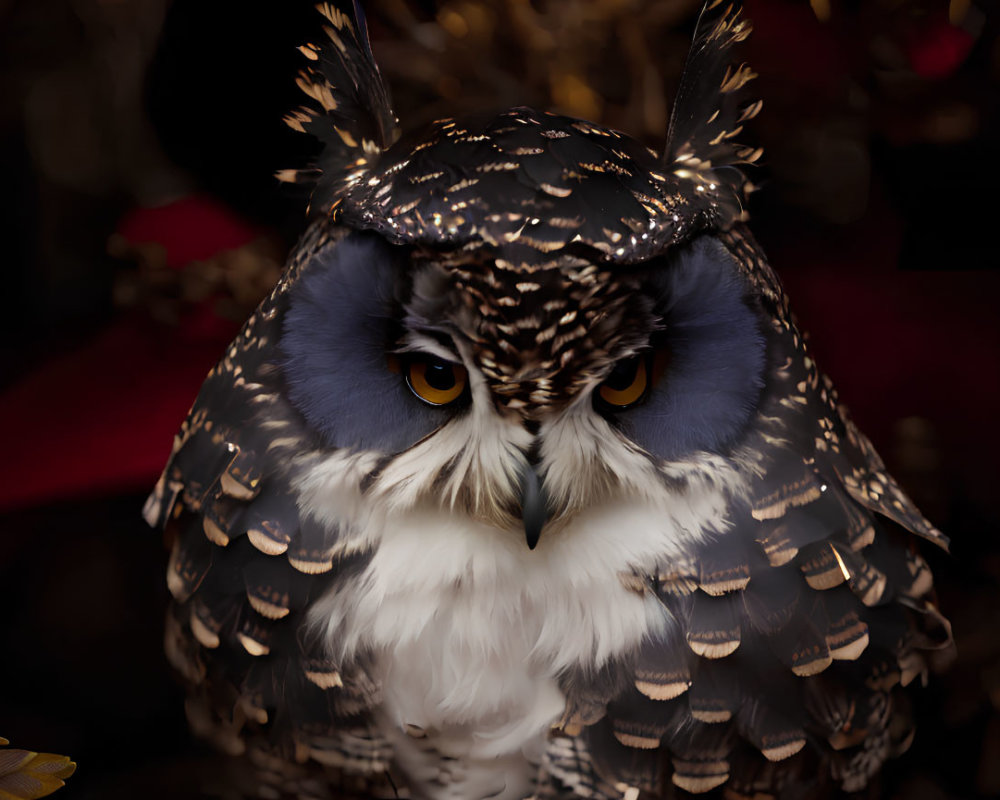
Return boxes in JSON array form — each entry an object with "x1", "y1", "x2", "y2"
[
  {"x1": 298, "y1": 406, "x2": 741, "y2": 798},
  {"x1": 359, "y1": 507, "x2": 657, "y2": 728},
  {"x1": 306, "y1": 496, "x2": 728, "y2": 798}
]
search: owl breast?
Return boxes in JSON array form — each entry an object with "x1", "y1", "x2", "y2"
[
  {"x1": 308, "y1": 506, "x2": 649, "y2": 798},
  {"x1": 303, "y1": 437, "x2": 739, "y2": 799}
]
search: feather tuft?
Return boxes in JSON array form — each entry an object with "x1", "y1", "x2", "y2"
[
  {"x1": 280, "y1": 2, "x2": 399, "y2": 216},
  {"x1": 663, "y1": 0, "x2": 760, "y2": 229}
]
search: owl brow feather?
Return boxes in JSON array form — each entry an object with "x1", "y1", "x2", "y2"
[{"x1": 394, "y1": 330, "x2": 462, "y2": 364}]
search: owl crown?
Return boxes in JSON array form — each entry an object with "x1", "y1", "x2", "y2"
[{"x1": 278, "y1": 0, "x2": 763, "y2": 261}]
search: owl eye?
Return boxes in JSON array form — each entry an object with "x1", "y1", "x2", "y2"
[
  {"x1": 405, "y1": 355, "x2": 469, "y2": 406},
  {"x1": 595, "y1": 349, "x2": 670, "y2": 411},
  {"x1": 597, "y1": 355, "x2": 649, "y2": 409}
]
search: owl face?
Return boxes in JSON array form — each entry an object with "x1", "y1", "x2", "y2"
[{"x1": 280, "y1": 110, "x2": 766, "y2": 549}]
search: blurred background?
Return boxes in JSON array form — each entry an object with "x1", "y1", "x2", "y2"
[{"x1": 0, "y1": 0, "x2": 998, "y2": 797}]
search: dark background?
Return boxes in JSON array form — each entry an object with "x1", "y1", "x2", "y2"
[{"x1": 1, "y1": 0, "x2": 998, "y2": 797}]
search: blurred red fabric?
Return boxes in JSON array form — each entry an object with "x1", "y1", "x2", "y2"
[
  {"x1": 0, "y1": 194, "x2": 250, "y2": 512},
  {"x1": 116, "y1": 194, "x2": 259, "y2": 270}
]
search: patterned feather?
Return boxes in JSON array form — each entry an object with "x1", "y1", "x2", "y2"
[
  {"x1": 568, "y1": 224, "x2": 955, "y2": 796},
  {"x1": 146, "y1": 219, "x2": 399, "y2": 796}
]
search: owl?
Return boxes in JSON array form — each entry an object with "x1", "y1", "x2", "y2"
[{"x1": 144, "y1": 2, "x2": 954, "y2": 798}]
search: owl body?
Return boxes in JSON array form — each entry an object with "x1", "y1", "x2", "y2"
[{"x1": 146, "y1": 3, "x2": 952, "y2": 799}]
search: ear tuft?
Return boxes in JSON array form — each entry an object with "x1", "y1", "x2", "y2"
[
  {"x1": 278, "y1": 1, "x2": 400, "y2": 217},
  {"x1": 664, "y1": 1, "x2": 762, "y2": 229}
]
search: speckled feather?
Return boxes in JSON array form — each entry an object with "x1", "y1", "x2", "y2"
[{"x1": 146, "y1": 2, "x2": 952, "y2": 798}]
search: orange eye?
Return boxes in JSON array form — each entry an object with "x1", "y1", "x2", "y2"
[
  {"x1": 598, "y1": 355, "x2": 649, "y2": 409},
  {"x1": 406, "y1": 356, "x2": 468, "y2": 406}
]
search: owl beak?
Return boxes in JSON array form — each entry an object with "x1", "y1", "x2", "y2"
[{"x1": 520, "y1": 462, "x2": 549, "y2": 550}]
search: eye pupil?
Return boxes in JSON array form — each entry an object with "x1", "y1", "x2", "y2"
[
  {"x1": 596, "y1": 353, "x2": 653, "y2": 411},
  {"x1": 424, "y1": 360, "x2": 456, "y2": 391},
  {"x1": 604, "y1": 358, "x2": 640, "y2": 391},
  {"x1": 404, "y1": 355, "x2": 469, "y2": 406}
]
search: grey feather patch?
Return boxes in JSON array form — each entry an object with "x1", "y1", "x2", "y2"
[
  {"x1": 282, "y1": 232, "x2": 460, "y2": 454},
  {"x1": 614, "y1": 235, "x2": 766, "y2": 460}
]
